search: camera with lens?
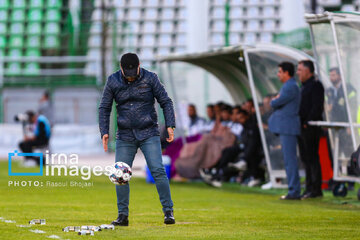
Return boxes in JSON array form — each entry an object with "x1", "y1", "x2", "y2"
[{"x1": 14, "y1": 113, "x2": 30, "y2": 123}]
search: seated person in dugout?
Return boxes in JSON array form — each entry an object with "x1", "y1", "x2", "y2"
[
  {"x1": 174, "y1": 103, "x2": 238, "y2": 179},
  {"x1": 199, "y1": 109, "x2": 264, "y2": 188},
  {"x1": 187, "y1": 104, "x2": 207, "y2": 136},
  {"x1": 18, "y1": 111, "x2": 51, "y2": 167}
]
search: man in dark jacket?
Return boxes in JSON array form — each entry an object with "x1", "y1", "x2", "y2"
[
  {"x1": 326, "y1": 67, "x2": 357, "y2": 157},
  {"x1": 297, "y1": 60, "x2": 325, "y2": 199},
  {"x1": 19, "y1": 111, "x2": 51, "y2": 166},
  {"x1": 228, "y1": 109, "x2": 264, "y2": 186},
  {"x1": 99, "y1": 53, "x2": 176, "y2": 225}
]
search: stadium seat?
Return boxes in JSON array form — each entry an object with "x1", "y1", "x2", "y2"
[
  {"x1": 160, "y1": 21, "x2": 173, "y2": 33},
  {"x1": 0, "y1": 0, "x2": 9, "y2": 9},
  {"x1": 159, "y1": 34, "x2": 171, "y2": 46},
  {"x1": 175, "y1": 34, "x2": 185, "y2": 46},
  {"x1": 163, "y1": 0, "x2": 176, "y2": 7},
  {"x1": 230, "y1": 20, "x2": 243, "y2": 31},
  {"x1": 144, "y1": 8, "x2": 157, "y2": 20},
  {"x1": 128, "y1": 22, "x2": 140, "y2": 32},
  {"x1": 25, "y1": 49, "x2": 40, "y2": 56},
  {"x1": 7, "y1": 49, "x2": 22, "y2": 76},
  {"x1": 211, "y1": 33, "x2": 224, "y2": 45},
  {"x1": 212, "y1": 7, "x2": 225, "y2": 19},
  {"x1": 248, "y1": 7, "x2": 259, "y2": 17},
  {"x1": 30, "y1": 0, "x2": 44, "y2": 8},
  {"x1": 212, "y1": 20, "x2": 225, "y2": 32},
  {"x1": 43, "y1": 35, "x2": 60, "y2": 48},
  {"x1": 11, "y1": 9, "x2": 25, "y2": 22},
  {"x1": 24, "y1": 62, "x2": 40, "y2": 75},
  {"x1": 244, "y1": 32, "x2": 256, "y2": 43},
  {"x1": 146, "y1": 0, "x2": 159, "y2": 7},
  {"x1": 143, "y1": 22, "x2": 157, "y2": 33},
  {"x1": 162, "y1": 9, "x2": 175, "y2": 20},
  {"x1": 263, "y1": 6, "x2": 275, "y2": 17},
  {"x1": 27, "y1": 22, "x2": 42, "y2": 35},
  {"x1": 90, "y1": 22, "x2": 102, "y2": 34},
  {"x1": 0, "y1": 10, "x2": 8, "y2": 21},
  {"x1": 248, "y1": 20, "x2": 260, "y2": 31},
  {"x1": 129, "y1": 0, "x2": 142, "y2": 7},
  {"x1": 92, "y1": 9, "x2": 102, "y2": 21},
  {"x1": 260, "y1": 32, "x2": 272, "y2": 43},
  {"x1": 45, "y1": 9, "x2": 61, "y2": 22},
  {"x1": 28, "y1": 9, "x2": 43, "y2": 22},
  {"x1": 9, "y1": 35, "x2": 24, "y2": 48},
  {"x1": 8, "y1": 48, "x2": 22, "y2": 56},
  {"x1": 0, "y1": 22, "x2": 6, "y2": 34},
  {"x1": 13, "y1": 0, "x2": 26, "y2": 9},
  {"x1": 142, "y1": 34, "x2": 156, "y2": 46},
  {"x1": 47, "y1": 0, "x2": 62, "y2": 8},
  {"x1": 230, "y1": 33, "x2": 240, "y2": 45},
  {"x1": 10, "y1": 23, "x2": 24, "y2": 34},
  {"x1": 44, "y1": 22, "x2": 60, "y2": 34},
  {"x1": 229, "y1": 7, "x2": 242, "y2": 19},
  {"x1": 158, "y1": 47, "x2": 170, "y2": 56},
  {"x1": 7, "y1": 62, "x2": 22, "y2": 75},
  {"x1": 24, "y1": 49, "x2": 41, "y2": 75},
  {"x1": 264, "y1": 19, "x2": 275, "y2": 30},
  {"x1": 88, "y1": 35, "x2": 101, "y2": 47},
  {"x1": 128, "y1": 9, "x2": 141, "y2": 20},
  {"x1": 26, "y1": 36, "x2": 41, "y2": 48},
  {"x1": 177, "y1": 21, "x2": 186, "y2": 32}
]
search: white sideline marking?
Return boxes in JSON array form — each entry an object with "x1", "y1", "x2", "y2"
[
  {"x1": 47, "y1": 235, "x2": 61, "y2": 239},
  {"x1": 4, "y1": 220, "x2": 16, "y2": 223},
  {"x1": 29, "y1": 229, "x2": 46, "y2": 234}
]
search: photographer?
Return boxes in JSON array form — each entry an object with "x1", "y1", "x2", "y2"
[{"x1": 18, "y1": 111, "x2": 51, "y2": 166}]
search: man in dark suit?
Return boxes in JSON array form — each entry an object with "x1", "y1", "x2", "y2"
[
  {"x1": 297, "y1": 60, "x2": 324, "y2": 199},
  {"x1": 268, "y1": 62, "x2": 301, "y2": 200}
]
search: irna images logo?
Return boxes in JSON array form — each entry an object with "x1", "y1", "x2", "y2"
[{"x1": 8, "y1": 150, "x2": 43, "y2": 176}]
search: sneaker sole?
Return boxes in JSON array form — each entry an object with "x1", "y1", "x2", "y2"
[
  {"x1": 111, "y1": 221, "x2": 129, "y2": 226},
  {"x1": 164, "y1": 219, "x2": 175, "y2": 224}
]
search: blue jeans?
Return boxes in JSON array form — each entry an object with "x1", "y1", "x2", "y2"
[
  {"x1": 280, "y1": 134, "x2": 301, "y2": 197},
  {"x1": 115, "y1": 136, "x2": 173, "y2": 216}
]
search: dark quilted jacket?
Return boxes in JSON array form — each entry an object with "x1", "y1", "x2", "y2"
[{"x1": 99, "y1": 68, "x2": 176, "y2": 141}]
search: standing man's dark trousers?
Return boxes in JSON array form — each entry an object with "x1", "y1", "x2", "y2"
[
  {"x1": 298, "y1": 126, "x2": 322, "y2": 195},
  {"x1": 280, "y1": 134, "x2": 301, "y2": 197}
]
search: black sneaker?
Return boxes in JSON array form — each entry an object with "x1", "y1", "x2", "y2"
[
  {"x1": 301, "y1": 192, "x2": 323, "y2": 199},
  {"x1": 111, "y1": 214, "x2": 129, "y2": 226},
  {"x1": 164, "y1": 210, "x2": 175, "y2": 225}
]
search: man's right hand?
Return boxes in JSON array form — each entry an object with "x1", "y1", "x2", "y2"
[{"x1": 102, "y1": 134, "x2": 109, "y2": 152}]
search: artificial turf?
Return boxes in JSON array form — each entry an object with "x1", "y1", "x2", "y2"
[{"x1": 0, "y1": 161, "x2": 360, "y2": 240}]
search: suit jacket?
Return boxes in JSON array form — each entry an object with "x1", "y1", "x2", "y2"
[
  {"x1": 299, "y1": 76, "x2": 324, "y2": 126},
  {"x1": 268, "y1": 77, "x2": 301, "y2": 136}
]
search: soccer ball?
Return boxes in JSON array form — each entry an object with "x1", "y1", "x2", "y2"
[{"x1": 109, "y1": 162, "x2": 132, "y2": 185}]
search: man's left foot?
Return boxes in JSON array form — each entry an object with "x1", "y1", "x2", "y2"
[
  {"x1": 280, "y1": 194, "x2": 301, "y2": 200},
  {"x1": 301, "y1": 192, "x2": 323, "y2": 199},
  {"x1": 164, "y1": 210, "x2": 175, "y2": 224}
]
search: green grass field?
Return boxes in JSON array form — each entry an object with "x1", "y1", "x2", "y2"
[{"x1": 1, "y1": 161, "x2": 360, "y2": 240}]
